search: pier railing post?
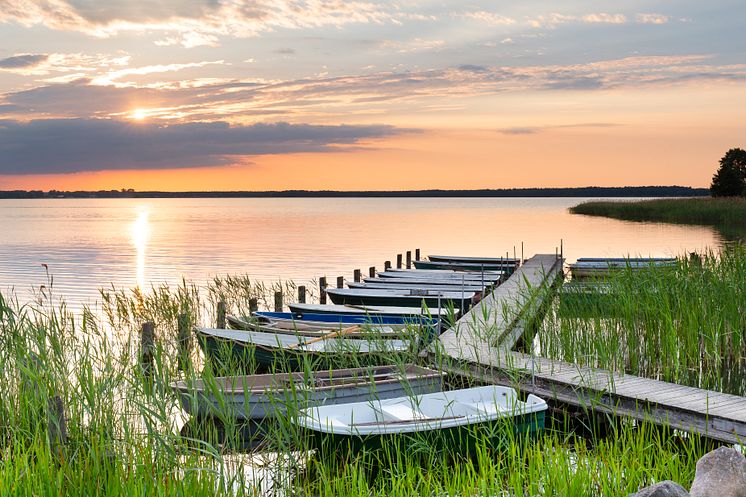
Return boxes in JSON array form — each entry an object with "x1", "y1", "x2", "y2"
[
  {"x1": 319, "y1": 277, "x2": 327, "y2": 304},
  {"x1": 177, "y1": 313, "x2": 191, "y2": 372},
  {"x1": 140, "y1": 321, "x2": 155, "y2": 378},
  {"x1": 396, "y1": 254, "x2": 403, "y2": 269},
  {"x1": 298, "y1": 285, "x2": 306, "y2": 303},
  {"x1": 216, "y1": 301, "x2": 226, "y2": 329},
  {"x1": 406, "y1": 251, "x2": 412, "y2": 269},
  {"x1": 274, "y1": 291, "x2": 283, "y2": 312}
]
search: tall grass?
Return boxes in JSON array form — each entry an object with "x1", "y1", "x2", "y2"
[
  {"x1": 0, "y1": 270, "x2": 719, "y2": 496},
  {"x1": 540, "y1": 248, "x2": 746, "y2": 396}
]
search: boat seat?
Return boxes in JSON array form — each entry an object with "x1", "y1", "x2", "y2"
[{"x1": 378, "y1": 403, "x2": 428, "y2": 422}]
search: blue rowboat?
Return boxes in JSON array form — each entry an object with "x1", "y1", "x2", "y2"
[
  {"x1": 287, "y1": 303, "x2": 456, "y2": 319},
  {"x1": 253, "y1": 311, "x2": 437, "y2": 327}
]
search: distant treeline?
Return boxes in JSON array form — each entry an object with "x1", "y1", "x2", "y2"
[{"x1": 0, "y1": 186, "x2": 709, "y2": 199}]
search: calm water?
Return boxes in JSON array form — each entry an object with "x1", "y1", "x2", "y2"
[{"x1": 0, "y1": 197, "x2": 722, "y2": 307}]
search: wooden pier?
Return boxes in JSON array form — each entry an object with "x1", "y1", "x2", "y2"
[{"x1": 431, "y1": 254, "x2": 746, "y2": 445}]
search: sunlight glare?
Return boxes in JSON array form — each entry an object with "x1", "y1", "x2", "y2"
[
  {"x1": 131, "y1": 108, "x2": 147, "y2": 121},
  {"x1": 131, "y1": 209, "x2": 150, "y2": 289}
]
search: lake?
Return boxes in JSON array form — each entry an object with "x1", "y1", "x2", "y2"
[{"x1": 0, "y1": 197, "x2": 722, "y2": 308}]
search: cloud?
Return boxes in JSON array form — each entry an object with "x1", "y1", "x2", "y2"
[
  {"x1": 0, "y1": 0, "x2": 399, "y2": 47},
  {"x1": 636, "y1": 13, "x2": 670, "y2": 25},
  {"x1": 379, "y1": 38, "x2": 445, "y2": 53},
  {"x1": 0, "y1": 53, "x2": 49, "y2": 70},
  {"x1": 458, "y1": 11, "x2": 516, "y2": 26},
  {"x1": 2, "y1": 54, "x2": 743, "y2": 123},
  {"x1": 0, "y1": 118, "x2": 409, "y2": 174},
  {"x1": 498, "y1": 123, "x2": 620, "y2": 135},
  {"x1": 527, "y1": 12, "x2": 627, "y2": 28}
]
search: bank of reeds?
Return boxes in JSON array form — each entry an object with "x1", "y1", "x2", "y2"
[
  {"x1": 570, "y1": 197, "x2": 746, "y2": 229},
  {"x1": 541, "y1": 248, "x2": 746, "y2": 396},
  {"x1": 0, "y1": 271, "x2": 716, "y2": 496}
]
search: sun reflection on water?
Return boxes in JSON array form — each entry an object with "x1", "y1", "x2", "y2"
[{"x1": 131, "y1": 209, "x2": 150, "y2": 289}]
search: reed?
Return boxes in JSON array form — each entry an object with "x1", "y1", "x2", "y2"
[
  {"x1": 570, "y1": 197, "x2": 746, "y2": 227},
  {"x1": 0, "y1": 270, "x2": 717, "y2": 496},
  {"x1": 540, "y1": 248, "x2": 746, "y2": 396}
]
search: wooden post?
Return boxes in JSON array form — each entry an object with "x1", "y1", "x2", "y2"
[
  {"x1": 369, "y1": 266, "x2": 376, "y2": 278},
  {"x1": 48, "y1": 395, "x2": 67, "y2": 455},
  {"x1": 140, "y1": 321, "x2": 155, "y2": 378},
  {"x1": 415, "y1": 248, "x2": 420, "y2": 261},
  {"x1": 406, "y1": 251, "x2": 412, "y2": 269},
  {"x1": 216, "y1": 301, "x2": 226, "y2": 328},
  {"x1": 384, "y1": 261, "x2": 391, "y2": 271},
  {"x1": 274, "y1": 291, "x2": 283, "y2": 312},
  {"x1": 353, "y1": 269, "x2": 361, "y2": 282},
  {"x1": 336, "y1": 276, "x2": 344, "y2": 288},
  {"x1": 319, "y1": 277, "x2": 327, "y2": 304},
  {"x1": 396, "y1": 254, "x2": 403, "y2": 269},
  {"x1": 249, "y1": 298, "x2": 258, "y2": 314},
  {"x1": 298, "y1": 285, "x2": 306, "y2": 303},
  {"x1": 177, "y1": 313, "x2": 191, "y2": 371}
]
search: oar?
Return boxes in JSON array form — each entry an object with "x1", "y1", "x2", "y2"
[{"x1": 288, "y1": 325, "x2": 361, "y2": 349}]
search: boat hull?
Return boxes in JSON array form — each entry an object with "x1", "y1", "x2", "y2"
[
  {"x1": 326, "y1": 289, "x2": 474, "y2": 310},
  {"x1": 414, "y1": 260, "x2": 518, "y2": 273},
  {"x1": 172, "y1": 365, "x2": 445, "y2": 420},
  {"x1": 306, "y1": 411, "x2": 545, "y2": 457}
]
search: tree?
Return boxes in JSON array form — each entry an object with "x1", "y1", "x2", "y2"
[{"x1": 710, "y1": 148, "x2": 746, "y2": 197}]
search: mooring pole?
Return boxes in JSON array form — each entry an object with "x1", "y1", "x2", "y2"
[{"x1": 319, "y1": 277, "x2": 327, "y2": 304}]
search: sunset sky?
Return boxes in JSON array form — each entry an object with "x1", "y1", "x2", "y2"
[{"x1": 0, "y1": 0, "x2": 744, "y2": 191}]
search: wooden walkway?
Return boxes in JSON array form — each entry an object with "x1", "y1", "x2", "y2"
[{"x1": 431, "y1": 254, "x2": 746, "y2": 445}]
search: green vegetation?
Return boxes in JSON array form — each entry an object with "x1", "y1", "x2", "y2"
[
  {"x1": 711, "y1": 148, "x2": 746, "y2": 197},
  {"x1": 540, "y1": 248, "x2": 746, "y2": 396},
  {"x1": 570, "y1": 197, "x2": 746, "y2": 239},
  {"x1": 0, "y1": 271, "x2": 717, "y2": 496}
]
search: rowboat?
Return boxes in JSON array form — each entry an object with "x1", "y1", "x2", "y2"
[
  {"x1": 295, "y1": 385, "x2": 547, "y2": 455},
  {"x1": 253, "y1": 311, "x2": 439, "y2": 327},
  {"x1": 170, "y1": 365, "x2": 445, "y2": 420},
  {"x1": 287, "y1": 303, "x2": 456, "y2": 318},
  {"x1": 570, "y1": 259, "x2": 677, "y2": 278},
  {"x1": 196, "y1": 327, "x2": 415, "y2": 372},
  {"x1": 326, "y1": 287, "x2": 477, "y2": 310},
  {"x1": 379, "y1": 269, "x2": 504, "y2": 282},
  {"x1": 414, "y1": 260, "x2": 518, "y2": 273},
  {"x1": 226, "y1": 314, "x2": 405, "y2": 338},
  {"x1": 427, "y1": 255, "x2": 521, "y2": 265},
  {"x1": 348, "y1": 281, "x2": 488, "y2": 292},
  {"x1": 576, "y1": 257, "x2": 676, "y2": 263}
]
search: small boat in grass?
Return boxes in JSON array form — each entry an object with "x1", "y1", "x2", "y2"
[
  {"x1": 414, "y1": 260, "x2": 518, "y2": 273},
  {"x1": 326, "y1": 287, "x2": 477, "y2": 310},
  {"x1": 196, "y1": 327, "x2": 417, "y2": 372},
  {"x1": 348, "y1": 280, "x2": 489, "y2": 292},
  {"x1": 170, "y1": 364, "x2": 445, "y2": 420},
  {"x1": 226, "y1": 314, "x2": 405, "y2": 338},
  {"x1": 570, "y1": 258, "x2": 677, "y2": 278},
  {"x1": 287, "y1": 303, "x2": 456, "y2": 319},
  {"x1": 295, "y1": 385, "x2": 548, "y2": 455},
  {"x1": 427, "y1": 255, "x2": 521, "y2": 266}
]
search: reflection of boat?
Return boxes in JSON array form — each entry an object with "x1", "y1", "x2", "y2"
[
  {"x1": 196, "y1": 327, "x2": 413, "y2": 371},
  {"x1": 326, "y1": 287, "x2": 476, "y2": 309},
  {"x1": 226, "y1": 314, "x2": 405, "y2": 338},
  {"x1": 296, "y1": 385, "x2": 548, "y2": 454},
  {"x1": 287, "y1": 303, "x2": 455, "y2": 319},
  {"x1": 427, "y1": 255, "x2": 521, "y2": 265},
  {"x1": 170, "y1": 364, "x2": 445, "y2": 420}
]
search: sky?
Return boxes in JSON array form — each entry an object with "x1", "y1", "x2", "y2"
[{"x1": 0, "y1": 0, "x2": 744, "y2": 191}]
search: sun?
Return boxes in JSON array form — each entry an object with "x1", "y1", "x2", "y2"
[{"x1": 131, "y1": 108, "x2": 147, "y2": 120}]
